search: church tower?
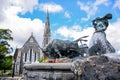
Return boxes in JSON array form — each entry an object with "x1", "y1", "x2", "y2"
[{"x1": 42, "y1": 10, "x2": 51, "y2": 48}]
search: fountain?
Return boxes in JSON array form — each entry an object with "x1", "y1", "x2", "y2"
[
  {"x1": 23, "y1": 13, "x2": 120, "y2": 80},
  {"x1": 22, "y1": 36, "x2": 88, "y2": 80}
]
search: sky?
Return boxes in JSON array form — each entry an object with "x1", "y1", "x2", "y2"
[{"x1": 0, "y1": 0, "x2": 120, "y2": 54}]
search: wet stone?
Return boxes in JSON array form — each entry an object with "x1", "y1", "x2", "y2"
[{"x1": 71, "y1": 56, "x2": 120, "y2": 80}]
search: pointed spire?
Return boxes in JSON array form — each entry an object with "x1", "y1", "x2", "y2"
[
  {"x1": 46, "y1": 9, "x2": 49, "y2": 18},
  {"x1": 46, "y1": 9, "x2": 50, "y2": 27},
  {"x1": 31, "y1": 32, "x2": 33, "y2": 36},
  {"x1": 42, "y1": 9, "x2": 51, "y2": 48}
]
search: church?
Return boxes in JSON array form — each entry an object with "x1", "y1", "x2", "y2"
[{"x1": 13, "y1": 10, "x2": 51, "y2": 75}]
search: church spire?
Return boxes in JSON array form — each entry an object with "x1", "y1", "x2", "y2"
[
  {"x1": 46, "y1": 9, "x2": 49, "y2": 26},
  {"x1": 42, "y1": 9, "x2": 51, "y2": 48}
]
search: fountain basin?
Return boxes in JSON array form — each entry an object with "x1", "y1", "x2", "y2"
[
  {"x1": 23, "y1": 63, "x2": 75, "y2": 80},
  {"x1": 24, "y1": 63, "x2": 72, "y2": 70}
]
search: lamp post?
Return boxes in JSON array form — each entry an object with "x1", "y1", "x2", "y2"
[{"x1": 12, "y1": 60, "x2": 15, "y2": 78}]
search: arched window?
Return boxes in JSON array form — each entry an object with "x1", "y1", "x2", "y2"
[
  {"x1": 30, "y1": 49, "x2": 32, "y2": 62},
  {"x1": 25, "y1": 53, "x2": 27, "y2": 62},
  {"x1": 34, "y1": 52, "x2": 36, "y2": 62}
]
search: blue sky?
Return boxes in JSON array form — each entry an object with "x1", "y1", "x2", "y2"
[
  {"x1": 0, "y1": 0, "x2": 120, "y2": 53},
  {"x1": 18, "y1": 0, "x2": 120, "y2": 39},
  {"x1": 18, "y1": 0, "x2": 119, "y2": 27}
]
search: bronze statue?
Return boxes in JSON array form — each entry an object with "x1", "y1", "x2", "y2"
[
  {"x1": 42, "y1": 36, "x2": 88, "y2": 59},
  {"x1": 89, "y1": 13, "x2": 115, "y2": 56}
]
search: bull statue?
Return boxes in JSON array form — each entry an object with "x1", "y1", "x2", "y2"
[
  {"x1": 89, "y1": 13, "x2": 115, "y2": 56},
  {"x1": 41, "y1": 36, "x2": 88, "y2": 59}
]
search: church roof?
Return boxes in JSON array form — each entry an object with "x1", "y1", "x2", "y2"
[
  {"x1": 13, "y1": 48, "x2": 20, "y2": 61},
  {"x1": 13, "y1": 33, "x2": 41, "y2": 60},
  {"x1": 23, "y1": 33, "x2": 40, "y2": 48}
]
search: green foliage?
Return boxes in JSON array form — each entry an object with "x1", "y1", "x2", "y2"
[
  {"x1": 0, "y1": 70, "x2": 2, "y2": 74},
  {"x1": 0, "y1": 56, "x2": 12, "y2": 70},
  {"x1": 0, "y1": 29, "x2": 13, "y2": 69},
  {"x1": 0, "y1": 70, "x2": 12, "y2": 76},
  {"x1": 0, "y1": 29, "x2": 13, "y2": 54},
  {"x1": 39, "y1": 57, "x2": 49, "y2": 63}
]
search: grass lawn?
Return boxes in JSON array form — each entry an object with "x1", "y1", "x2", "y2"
[{"x1": 0, "y1": 70, "x2": 12, "y2": 77}]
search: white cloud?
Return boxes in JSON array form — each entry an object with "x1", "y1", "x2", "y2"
[
  {"x1": 94, "y1": 0, "x2": 109, "y2": 6},
  {"x1": 0, "y1": 0, "x2": 10, "y2": 22},
  {"x1": 77, "y1": 0, "x2": 109, "y2": 21},
  {"x1": 39, "y1": 2, "x2": 63, "y2": 13},
  {"x1": 10, "y1": 0, "x2": 39, "y2": 14},
  {"x1": 1, "y1": 14, "x2": 44, "y2": 49},
  {"x1": 0, "y1": 0, "x2": 44, "y2": 52},
  {"x1": 55, "y1": 25, "x2": 94, "y2": 45},
  {"x1": 55, "y1": 25, "x2": 81, "y2": 39},
  {"x1": 64, "y1": 11, "x2": 71, "y2": 18},
  {"x1": 55, "y1": 19, "x2": 120, "y2": 52},
  {"x1": 113, "y1": 0, "x2": 120, "y2": 9},
  {"x1": 106, "y1": 18, "x2": 120, "y2": 51},
  {"x1": 21, "y1": 0, "x2": 38, "y2": 14}
]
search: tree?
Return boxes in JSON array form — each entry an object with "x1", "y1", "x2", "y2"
[
  {"x1": 0, "y1": 29, "x2": 13, "y2": 68},
  {"x1": 0, "y1": 56, "x2": 12, "y2": 73}
]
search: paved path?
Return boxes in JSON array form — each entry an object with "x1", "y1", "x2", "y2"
[{"x1": 0, "y1": 76, "x2": 22, "y2": 80}]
